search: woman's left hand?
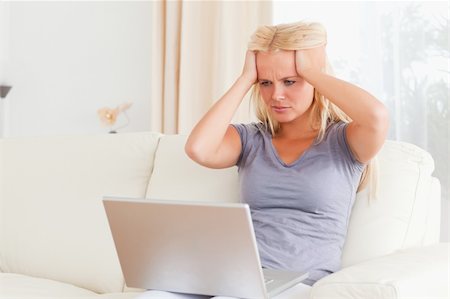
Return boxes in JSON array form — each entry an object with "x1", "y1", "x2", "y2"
[{"x1": 295, "y1": 45, "x2": 326, "y2": 78}]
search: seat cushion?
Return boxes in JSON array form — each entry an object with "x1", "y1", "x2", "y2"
[
  {"x1": 0, "y1": 272, "x2": 142, "y2": 299},
  {"x1": 0, "y1": 272, "x2": 309, "y2": 299},
  {"x1": 311, "y1": 243, "x2": 449, "y2": 299},
  {"x1": 0, "y1": 273, "x2": 97, "y2": 298}
]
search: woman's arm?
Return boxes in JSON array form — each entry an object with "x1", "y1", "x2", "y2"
[
  {"x1": 296, "y1": 47, "x2": 389, "y2": 163},
  {"x1": 185, "y1": 51, "x2": 257, "y2": 169}
]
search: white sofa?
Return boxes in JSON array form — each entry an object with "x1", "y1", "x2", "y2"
[{"x1": 0, "y1": 132, "x2": 448, "y2": 299}]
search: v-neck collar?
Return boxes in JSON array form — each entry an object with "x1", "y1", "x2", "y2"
[{"x1": 269, "y1": 134, "x2": 318, "y2": 167}]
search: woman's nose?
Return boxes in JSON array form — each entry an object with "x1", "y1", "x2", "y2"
[
  {"x1": 272, "y1": 92, "x2": 286, "y2": 101},
  {"x1": 272, "y1": 85, "x2": 285, "y2": 101}
]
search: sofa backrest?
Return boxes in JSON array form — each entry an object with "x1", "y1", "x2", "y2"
[
  {"x1": 341, "y1": 140, "x2": 441, "y2": 267},
  {"x1": 0, "y1": 132, "x2": 161, "y2": 294},
  {"x1": 146, "y1": 134, "x2": 240, "y2": 202},
  {"x1": 147, "y1": 136, "x2": 441, "y2": 269}
]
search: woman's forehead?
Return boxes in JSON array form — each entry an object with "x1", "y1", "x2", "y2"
[
  {"x1": 256, "y1": 50, "x2": 296, "y2": 78},
  {"x1": 257, "y1": 49, "x2": 294, "y2": 61}
]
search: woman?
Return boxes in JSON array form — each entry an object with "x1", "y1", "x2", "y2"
[
  {"x1": 186, "y1": 20, "x2": 388, "y2": 285},
  {"x1": 139, "y1": 20, "x2": 389, "y2": 298}
]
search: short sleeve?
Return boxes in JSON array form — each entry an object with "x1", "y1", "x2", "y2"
[
  {"x1": 230, "y1": 123, "x2": 262, "y2": 168},
  {"x1": 332, "y1": 122, "x2": 365, "y2": 171}
]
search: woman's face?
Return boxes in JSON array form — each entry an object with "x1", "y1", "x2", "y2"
[{"x1": 256, "y1": 50, "x2": 314, "y2": 125}]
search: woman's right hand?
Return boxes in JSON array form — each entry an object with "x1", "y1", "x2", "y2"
[{"x1": 241, "y1": 50, "x2": 257, "y2": 84}]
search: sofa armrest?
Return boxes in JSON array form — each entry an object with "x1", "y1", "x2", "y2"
[{"x1": 310, "y1": 243, "x2": 449, "y2": 299}]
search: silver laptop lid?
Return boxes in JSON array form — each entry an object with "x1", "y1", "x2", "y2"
[{"x1": 103, "y1": 197, "x2": 268, "y2": 299}]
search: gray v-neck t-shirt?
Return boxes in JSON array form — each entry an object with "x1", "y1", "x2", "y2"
[{"x1": 232, "y1": 121, "x2": 364, "y2": 285}]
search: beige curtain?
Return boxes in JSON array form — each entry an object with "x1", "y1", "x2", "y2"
[{"x1": 151, "y1": 0, "x2": 272, "y2": 134}]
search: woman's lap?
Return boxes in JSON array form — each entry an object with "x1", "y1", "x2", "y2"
[
  {"x1": 134, "y1": 290, "x2": 208, "y2": 299},
  {"x1": 134, "y1": 282, "x2": 311, "y2": 299},
  {"x1": 134, "y1": 290, "x2": 237, "y2": 299}
]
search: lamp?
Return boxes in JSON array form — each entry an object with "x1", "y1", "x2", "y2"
[{"x1": 0, "y1": 85, "x2": 12, "y2": 98}]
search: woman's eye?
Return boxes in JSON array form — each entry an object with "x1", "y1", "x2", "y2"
[
  {"x1": 260, "y1": 81, "x2": 271, "y2": 87},
  {"x1": 284, "y1": 80, "x2": 295, "y2": 86}
]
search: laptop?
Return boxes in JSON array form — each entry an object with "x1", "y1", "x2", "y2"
[{"x1": 103, "y1": 197, "x2": 308, "y2": 299}]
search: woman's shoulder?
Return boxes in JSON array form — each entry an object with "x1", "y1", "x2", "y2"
[
  {"x1": 324, "y1": 120, "x2": 348, "y2": 137},
  {"x1": 232, "y1": 121, "x2": 267, "y2": 130},
  {"x1": 327, "y1": 120, "x2": 347, "y2": 129},
  {"x1": 320, "y1": 120, "x2": 351, "y2": 152},
  {"x1": 323, "y1": 120, "x2": 364, "y2": 168},
  {"x1": 232, "y1": 122, "x2": 269, "y2": 138}
]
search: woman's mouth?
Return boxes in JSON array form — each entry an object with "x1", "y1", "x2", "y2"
[{"x1": 271, "y1": 106, "x2": 290, "y2": 113}]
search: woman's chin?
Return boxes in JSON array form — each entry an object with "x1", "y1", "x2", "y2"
[{"x1": 272, "y1": 115, "x2": 295, "y2": 124}]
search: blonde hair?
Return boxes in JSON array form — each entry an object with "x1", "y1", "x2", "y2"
[{"x1": 248, "y1": 21, "x2": 376, "y2": 194}]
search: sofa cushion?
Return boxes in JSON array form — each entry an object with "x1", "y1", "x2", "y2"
[
  {"x1": 0, "y1": 273, "x2": 97, "y2": 298},
  {"x1": 342, "y1": 141, "x2": 440, "y2": 267},
  {"x1": 0, "y1": 273, "x2": 142, "y2": 299},
  {"x1": 0, "y1": 132, "x2": 161, "y2": 294},
  {"x1": 310, "y1": 243, "x2": 449, "y2": 299},
  {"x1": 146, "y1": 134, "x2": 240, "y2": 202}
]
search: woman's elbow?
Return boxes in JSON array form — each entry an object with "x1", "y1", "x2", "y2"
[
  {"x1": 185, "y1": 139, "x2": 201, "y2": 162},
  {"x1": 374, "y1": 103, "x2": 390, "y2": 134},
  {"x1": 184, "y1": 139, "x2": 211, "y2": 166}
]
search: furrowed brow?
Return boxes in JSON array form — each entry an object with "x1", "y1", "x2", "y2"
[{"x1": 280, "y1": 76, "x2": 298, "y2": 80}]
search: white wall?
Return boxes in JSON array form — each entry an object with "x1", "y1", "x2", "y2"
[
  {"x1": 0, "y1": 2, "x2": 9, "y2": 82},
  {"x1": 2, "y1": 1, "x2": 152, "y2": 137},
  {"x1": 0, "y1": 1, "x2": 11, "y2": 136}
]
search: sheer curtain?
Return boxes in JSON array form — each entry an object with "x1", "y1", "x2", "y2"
[{"x1": 274, "y1": 1, "x2": 449, "y2": 239}]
